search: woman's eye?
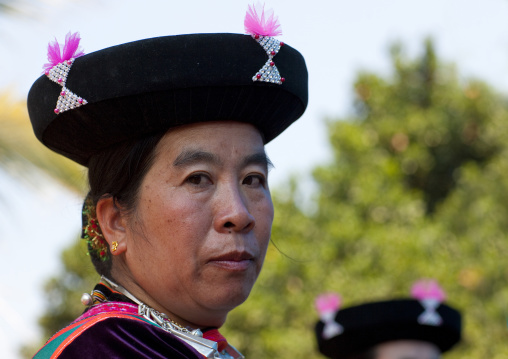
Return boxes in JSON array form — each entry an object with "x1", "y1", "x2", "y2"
[
  {"x1": 243, "y1": 175, "x2": 265, "y2": 187},
  {"x1": 186, "y1": 174, "x2": 211, "y2": 186}
]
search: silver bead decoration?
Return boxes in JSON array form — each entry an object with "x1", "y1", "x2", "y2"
[
  {"x1": 45, "y1": 58, "x2": 88, "y2": 115},
  {"x1": 55, "y1": 87, "x2": 88, "y2": 114},
  {"x1": 81, "y1": 292, "x2": 93, "y2": 306},
  {"x1": 47, "y1": 59, "x2": 74, "y2": 85},
  {"x1": 252, "y1": 60, "x2": 282, "y2": 84},
  {"x1": 191, "y1": 328, "x2": 203, "y2": 337},
  {"x1": 254, "y1": 35, "x2": 281, "y2": 57},
  {"x1": 251, "y1": 35, "x2": 284, "y2": 85},
  {"x1": 417, "y1": 298, "x2": 443, "y2": 326}
]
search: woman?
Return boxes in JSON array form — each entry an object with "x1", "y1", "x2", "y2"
[
  {"x1": 314, "y1": 280, "x2": 462, "y2": 359},
  {"x1": 27, "y1": 5, "x2": 307, "y2": 358}
]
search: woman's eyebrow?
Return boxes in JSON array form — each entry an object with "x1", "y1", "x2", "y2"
[
  {"x1": 173, "y1": 150, "x2": 273, "y2": 170},
  {"x1": 173, "y1": 150, "x2": 220, "y2": 167},
  {"x1": 242, "y1": 152, "x2": 273, "y2": 170}
]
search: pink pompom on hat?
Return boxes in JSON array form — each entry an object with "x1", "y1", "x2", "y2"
[
  {"x1": 411, "y1": 279, "x2": 446, "y2": 302},
  {"x1": 315, "y1": 293, "x2": 342, "y2": 315},
  {"x1": 42, "y1": 31, "x2": 85, "y2": 73},
  {"x1": 244, "y1": 2, "x2": 282, "y2": 37}
]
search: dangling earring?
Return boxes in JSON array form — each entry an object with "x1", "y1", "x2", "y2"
[{"x1": 111, "y1": 241, "x2": 118, "y2": 253}]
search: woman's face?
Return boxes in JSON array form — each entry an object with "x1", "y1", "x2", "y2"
[
  {"x1": 374, "y1": 340, "x2": 441, "y2": 359},
  {"x1": 118, "y1": 121, "x2": 274, "y2": 328}
]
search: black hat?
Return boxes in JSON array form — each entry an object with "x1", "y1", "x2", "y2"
[
  {"x1": 314, "y1": 282, "x2": 462, "y2": 359},
  {"x1": 27, "y1": 12, "x2": 307, "y2": 167}
]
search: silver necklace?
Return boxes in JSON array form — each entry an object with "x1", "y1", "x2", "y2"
[{"x1": 99, "y1": 276, "x2": 244, "y2": 359}]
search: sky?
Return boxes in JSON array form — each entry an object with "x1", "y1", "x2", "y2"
[{"x1": 1, "y1": 0, "x2": 508, "y2": 357}]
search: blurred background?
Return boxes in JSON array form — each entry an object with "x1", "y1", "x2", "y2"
[{"x1": 1, "y1": 0, "x2": 508, "y2": 358}]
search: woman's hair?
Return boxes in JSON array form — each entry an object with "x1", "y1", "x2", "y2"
[
  {"x1": 85, "y1": 132, "x2": 166, "y2": 276},
  {"x1": 346, "y1": 348, "x2": 377, "y2": 359}
]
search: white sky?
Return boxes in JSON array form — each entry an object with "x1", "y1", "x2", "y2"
[{"x1": 1, "y1": 0, "x2": 508, "y2": 357}]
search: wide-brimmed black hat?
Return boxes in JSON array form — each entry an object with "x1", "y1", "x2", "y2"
[
  {"x1": 315, "y1": 298, "x2": 462, "y2": 359},
  {"x1": 27, "y1": 32, "x2": 308, "y2": 166}
]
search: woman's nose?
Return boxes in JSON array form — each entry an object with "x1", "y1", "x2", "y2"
[{"x1": 214, "y1": 184, "x2": 255, "y2": 233}]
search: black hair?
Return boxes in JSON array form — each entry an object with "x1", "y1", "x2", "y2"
[
  {"x1": 85, "y1": 132, "x2": 166, "y2": 276},
  {"x1": 347, "y1": 348, "x2": 377, "y2": 359}
]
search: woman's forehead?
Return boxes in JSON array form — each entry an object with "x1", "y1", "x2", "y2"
[
  {"x1": 155, "y1": 121, "x2": 265, "y2": 161},
  {"x1": 163, "y1": 121, "x2": 263, "y2": 146}
]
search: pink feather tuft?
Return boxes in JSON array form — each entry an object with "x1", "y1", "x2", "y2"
[
  {"x1": 315, "y1": 293, "x2": 342, "y2": 315},
  {"x1": 244, "y1": 2, "x2": 282, "y2": 37},
  {"x1": 62, "y1": 32, "x2": 85, "y2": 61},
  {"x1": 44, "y1": 38, "x2": 62, "y2": 70},
  {"x1": 411, "y1": 279, "x2": 446, "y2": 302},
  {"x1": 43, "y1": 31, "x2": 85, "y2": 71}
]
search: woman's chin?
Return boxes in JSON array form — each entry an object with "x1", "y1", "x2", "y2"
[
  {"x1": 210, "y1": 287, "x2": 252, "y2": 311},
  {"x1": 198, "y1": 288, "x2": 253, "y2": 320}
]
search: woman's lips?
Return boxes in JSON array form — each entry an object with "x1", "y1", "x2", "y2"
[{"x1": 208, "y1": 251, "x2": 254, "y2": 271}]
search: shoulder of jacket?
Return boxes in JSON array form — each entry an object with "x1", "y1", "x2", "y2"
[{"x1": 32, "y1": 312, "x2": 149, "y2": 359}]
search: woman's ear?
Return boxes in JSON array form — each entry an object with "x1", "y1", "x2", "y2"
[{"x1": 96, "y1": 197, "x2": 127, "y2": 255}]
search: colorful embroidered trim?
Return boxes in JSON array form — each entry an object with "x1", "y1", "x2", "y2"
[
  {"x1": 77, "y1": 301, "x2": 139, "y2": 321},
  {"x1": 32, "y1": 312, "x2": 150, "y2": 359}
]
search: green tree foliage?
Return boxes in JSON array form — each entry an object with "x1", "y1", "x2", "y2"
[{"x1": 32, "y1": 39, "x2": 508, "y2": 358}]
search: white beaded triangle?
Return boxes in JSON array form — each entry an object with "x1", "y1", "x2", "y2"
[
  {"x1": 47, "y1": 59, "x2": 74, "y2": 85},
  {"x1": 55, "y1": 87, "x2": 88, "y2": 114},
  {"x1": 252, "y1": 59, "x2": 282, "y2": 84},
  {"x1": 256, "y1": 35, "x2": 281, "y2": 56}
]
